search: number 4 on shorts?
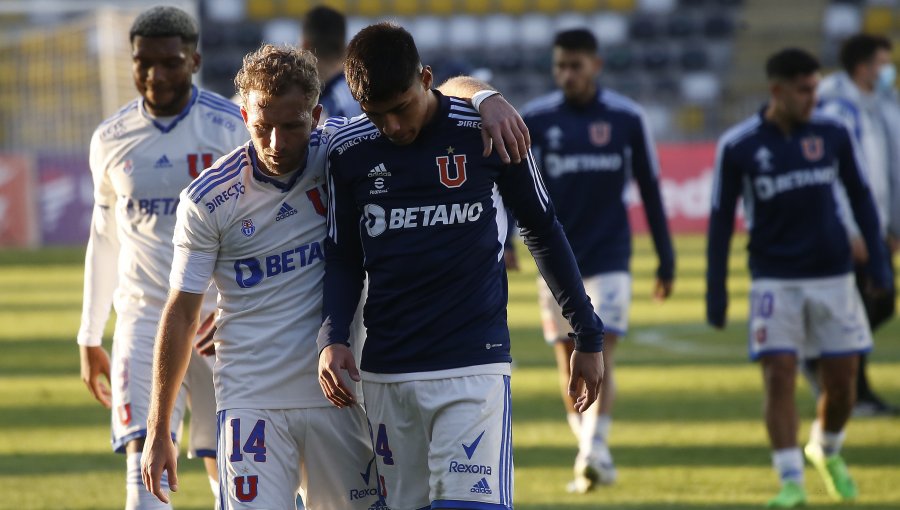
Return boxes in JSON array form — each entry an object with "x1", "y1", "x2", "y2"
[{"x1": 375, "y1": 423, "x2": 394, "y2": 465}]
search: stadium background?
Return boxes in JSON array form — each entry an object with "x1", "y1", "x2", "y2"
[{"x1": 0, "y1": 1, "x2": 898, "y2": 509}]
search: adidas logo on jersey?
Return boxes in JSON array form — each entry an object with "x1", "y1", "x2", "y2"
[
  {"x1": 275, "y1": 202, "x2": 298, "y2": 221},
  {"x1": 367, "y1": 163, "x2": 391, "y2": 178},
  {"x1": 470, "y1": 477, "x2": 493, "y2": 495},
  {"x1": 154, "y1": 154, "x2": 172, "y2": 168}
]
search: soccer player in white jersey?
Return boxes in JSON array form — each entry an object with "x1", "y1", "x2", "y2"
[
  {"x1": 76, "y1": 7, "x2": 247, "y2": 509},
  {"x1": 139, "y1": 44, "x2": 379, "y2": 510}
]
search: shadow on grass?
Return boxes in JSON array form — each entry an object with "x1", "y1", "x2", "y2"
[
  {"x1": 0, "y1": 451, "x2": 210, "y2": 476},
  {"x1": 0, "y1": 339, "x2": 79, "y2": 376},
  {"x1": 515, "y1": 444, "x2": 899, "y2": 468},
  {"x1": 516, "y1": 503, "x2": 900, "y2": 510}
]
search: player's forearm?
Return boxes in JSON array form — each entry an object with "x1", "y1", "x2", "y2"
[
  {"x1": 77, "y1": 207, "x2": 120, "y2": 346},
  {"x1": 638, "y1": 183, "x2": 676, "y2": 279},
  {"x1": 849, "y1": 192, "x2": 891, "y2": 285},
  {"x1": 522, "y1": 219, "x2": 604, "y2": 352},
  {"x1": 436, "y1": 76, "x2": 495, "y2": 100},
  {"x1": 317, "y1": 239, "x2": 365, "y2": 354},
  {"x1": 147, "y1": 295, "x2": 201, "y2": 433}
]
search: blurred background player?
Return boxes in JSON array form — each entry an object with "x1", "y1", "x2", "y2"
[
  {"x1": 76, "y1": 6, "x2": 248, "y2": 509},
  {"x1": 706, "y1": 48, "x2": 891, "y2": 508},
  {"x1": 142, "y1": 44, "x2": 382, "y2": 510},
  {"x1": 317, "y1": 22, "x2": 604, "y2": 510},
  {"x1": 301, "y1": 5, "x2": 362, "y2": 120},
  {"x1": 815, "y1": 33, "x2": 900, "y2": 417},
  {"x1": 521, "y1": 28, "x2": 675, "y2": 493}
]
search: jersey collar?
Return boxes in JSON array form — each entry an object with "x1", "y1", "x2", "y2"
[
  {"x1": 140, "y1": 85, "x2": 199, "y2": 134},
  {"x1": 247, "y1": 143, "x2": 308, "y2": 192}
]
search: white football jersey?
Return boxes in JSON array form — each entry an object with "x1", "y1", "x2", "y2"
[
  {"x1": 78, "y1": 87, "x2": 249, "y2": 347},
  {"x1": 170, "y1": 120, "x2": 361, "y2": 410}
]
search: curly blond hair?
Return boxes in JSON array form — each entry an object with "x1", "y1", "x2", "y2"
[{"x1": 235, "y1": 44, "x2": 320, "y2": 107}]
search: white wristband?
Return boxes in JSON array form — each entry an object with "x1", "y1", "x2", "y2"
[{"x1": 471, "y1": 89, "x2": 501, "y2": 113}]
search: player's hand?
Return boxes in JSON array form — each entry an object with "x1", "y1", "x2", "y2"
[
  {"x1": 318, "y1": 344, "x2": 360, "y2": 408},
  {"x1": 79, "y1": 345, "x2": 112, "y2": 408},
  {"x1": 504, "y1": 246, "x2": 519, "y2": 271},
  {"x1": 193, "y1": 314, "x2": 216, "y2": 356},
  {"x1": 141, "y1": 428, "x2": 179, "y2": 504},
  {"x1": 568, "y1": 350, "x2": 604, "y2": 413},
  {"x1": 653, "y1": 278, "x2": 674, "y2": 302},
  {"x1": 850, "y1": 235, "x2": 869, "y2": 264},
  {"x1": 479, "y1": 94, "x2": 530, "y2": 164}
]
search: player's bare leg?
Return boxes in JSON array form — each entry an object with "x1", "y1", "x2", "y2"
[
  {"x1": 805, "y1": 355, "x2": 859, "y2": 501},
  {"x1": 761, "y1": 353, "x2": 806, "y2": 508},
  {"x1": 202, "y1": 457, "x2": 221, "y2": 508},
  {"x1": 127, "y1": 438, "x2": 172, "y2": 510}
]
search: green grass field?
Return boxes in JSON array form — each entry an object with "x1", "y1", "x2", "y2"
[{"x1": 1, "y1": 235, "x2": 898, "y2": 510}]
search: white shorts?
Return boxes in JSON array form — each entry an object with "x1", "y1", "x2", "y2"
[
  {"x1": 216, "y1": 405, "x2": 382, "y2": 510},
  {"x1": 538, "y1": 271, "x2": 631, "y2": 342},
  {"x1": 110, "y1": 336, "x2": 217, "y2": 457},
  {"x1": 362, "y1": 374, "x2": 513, "y2": 510},
  {"x1": 748, "y1": 274, "x2": 873, "y2": 360}
]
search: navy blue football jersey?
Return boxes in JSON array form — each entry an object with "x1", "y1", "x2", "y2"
[
  {"x1": 320, "y1": 71, "x2": 362, "y2": 120},
  {"x1": 318, "y1": 91, "x2": 604, "y2": 374},
  {"x1": 706, "y1": 110, "x2": 890, "y2": 324},
  {"x1": 522, "y1": 88, "x2": 674, "y2": 280}
]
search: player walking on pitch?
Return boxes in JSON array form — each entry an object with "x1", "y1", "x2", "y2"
[
  {"x1": 141, "y1": 41, "x2": 530, "y2": 509},
  {"x1": 522, "y1": 28, "x2": 675, "y2": 492},
  {"x1": 77, "y1": 6, "x2": 246, "y2": 509},
  {"x1": 706, "y1": 48, "x2": 891, "y2": 508},
  {"x1": 318, "y1": 23, "x2": 605, "y2": 510}
]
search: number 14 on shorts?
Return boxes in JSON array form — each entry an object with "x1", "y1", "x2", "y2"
[{"x1": 230, "y1": 418, "x2": 266, "y2": 502}]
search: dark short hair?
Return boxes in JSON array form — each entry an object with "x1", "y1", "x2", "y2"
[
  {"x1": 766, "y1": 48, "x2": 820, "y2": 80},
  {"x1": 840, "y1": 34, "x2": 892, "y2": 75},
  {"x1": 235, "y1": 44, "x2": 320, "y2": 106},
  {"x1": 553, "y1": 29, "x2": 598, "y2": 54},
  {"x1": 344, "y1": 23, "x2": 421, "y2": 103},
  {"x1": 303, "y1": 6, "x2": 347, "y2": 61},
  {"x1": 129, "y1": 6, "x2": 199, "y2": 46}
]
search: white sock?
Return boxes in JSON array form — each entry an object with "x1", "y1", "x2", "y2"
[
  {"x1": 821, "y1": 429, "x2": 846, "y2": 456},
  {"x1": 566, "y1": 412, "x2": 581, "y2": 439},
  {"x1": 209, "y1": 476, "x2": 220, "y2": 509},
  {"x1": 579, "y1": 410, "x2": 611, "y2": 459},
  {"x1": 125, "y1": 451, "x2": 172, "y2": 510},
  {"x1": 808, "y1": 419, "x2": 823, "y2": 447},
  {"x1": 772, "y1": 448, "x2": 804, "y2": 485}
]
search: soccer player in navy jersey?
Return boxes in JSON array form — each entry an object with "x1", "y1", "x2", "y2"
[
  {"x1": 301, "y1": 6, "x2": 362, "y2": 120},
  {"x1": 317, "y1": 23, "x2": 605, "y2": 510},
  {"x1": 706, "y1": 48, "x2": 892, "y2": 508},
  {"x1": 521, "y1": 28, "x2": 675, "y2": 492}
]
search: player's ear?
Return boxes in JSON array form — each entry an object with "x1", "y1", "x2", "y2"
[
  {"x1": 421, "y1": 65, "x2": 433, "y2": 91},
  {"x1": 240, "y1": 103, "x2": 249, "y2": 124},
  {"x1": 311, "y1": 104, "x2": 323, "y2": 128},
  {"x1": 190, "y1": 48, "x2": 201, "y2": 74},
  {"x1": 593, "y1": 54, "x2": 603, "y2": 75}
]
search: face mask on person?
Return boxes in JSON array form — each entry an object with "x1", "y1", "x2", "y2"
[{"x1": 877, "y1": 63, "x2": 897, "y2": 93}]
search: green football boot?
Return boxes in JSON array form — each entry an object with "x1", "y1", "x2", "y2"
[
  {"x1": 766, "y1": 481, "x2": 807, "y2": 508},
  {"x1": 804, "y1": 442, "x2": 858, "y2": 501}
]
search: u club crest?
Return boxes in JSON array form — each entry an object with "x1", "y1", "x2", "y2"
[
  {"x1": 241, "y1": 218, "x2": 256, "y2": 237},
  {"x1": 436, "y1": 149, "x2": 468, "y2": 188},
  {"x1": 589, "y1": 122, "x2": 611, "y2": 147},
  {"x1": 800, "y1": 136, "x2": 823, "y2": 162}
]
